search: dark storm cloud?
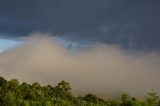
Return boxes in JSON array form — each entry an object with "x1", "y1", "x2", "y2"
[{"x1": 0, "y1": 0, "x2": 160, "y2": 50}]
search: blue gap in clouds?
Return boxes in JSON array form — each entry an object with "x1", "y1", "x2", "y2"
[{"x1": 0, "y1": 39, "x2": 23, "y2": 51}]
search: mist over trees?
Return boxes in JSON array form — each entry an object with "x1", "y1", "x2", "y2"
[{"x1": 0, "y1": 76, "x2": 160, "y2": 106}]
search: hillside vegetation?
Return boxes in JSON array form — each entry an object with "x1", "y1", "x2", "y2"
[{"x1": 0, "y1": 76, "x2": 159, "y2": 106}]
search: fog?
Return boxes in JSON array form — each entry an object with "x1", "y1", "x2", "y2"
[{"x1": 0, "y1": 34, "x2": 160, "y2": 98}]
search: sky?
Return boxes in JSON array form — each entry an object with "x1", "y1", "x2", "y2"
[
  {"x1": 0, "y1": 38, "x2": 22, "y2": 51},
  {"x1": 0, "y1": 0, "x2": 160, "y2": 51},
  {"x1": 0, "y1": 0, "x2": 160, "y2": 97},
  {"x1": 0, "y1": 35, "x2": 78, "y2": 51}
]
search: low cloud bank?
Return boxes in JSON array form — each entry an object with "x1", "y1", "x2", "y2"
[{"x1": 0, "y1": 34, "x2": 160, "y2": 97}]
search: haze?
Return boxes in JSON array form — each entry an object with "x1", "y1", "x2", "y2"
[{"x1": 0, "y1": 34, "x2": 160, "y2": 98}]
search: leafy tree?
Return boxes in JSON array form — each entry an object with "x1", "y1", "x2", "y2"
[
  {"x1": 0, "y1": 76, "x2": 7, "y2": 86},
  {"x1": 121, "y1": 94, "x2": 132, "y2": 106},
  {"x1": 145, "y1": 91, "x2": 160, "y2": 106},
  {"x1": 83, "y1": 94, "x2": 99, "y2": 104},
  {"x1": 8, "y1": 79, "x2": 19, "y2": 92},
  {"x1": 55, "y1": 80, "x2": 74, "y2": 101},
  {"x1": 3, "y1": 91, "x2": 16, "y2": 106},
  {"x1": 1, "y1": 75, "x2": 160, "y2": 106}
]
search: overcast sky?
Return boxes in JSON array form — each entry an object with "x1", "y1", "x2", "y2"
[
  {"x1": 0, "y1": 0, "x2": 160, "y2": 51},
  {"x1": 1, "y1": 1, "x2": 160, "y2": 96}
]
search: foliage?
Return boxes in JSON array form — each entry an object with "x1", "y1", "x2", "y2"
[{"x1": 0, "y1": 76, "x2": 160, "y2": 106}]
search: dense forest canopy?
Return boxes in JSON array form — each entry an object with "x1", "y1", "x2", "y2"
[{"x1": 0, "y1": 76, "x2": 160, "y2": 106}]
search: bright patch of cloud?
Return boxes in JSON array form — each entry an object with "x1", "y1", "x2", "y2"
[{"x1": 0, "y1": 39, "x2": 23, "y2": 50}]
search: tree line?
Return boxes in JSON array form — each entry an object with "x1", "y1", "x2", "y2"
[{"x1": 0, "y1": 76, "x2": 160, "y2": 106}]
